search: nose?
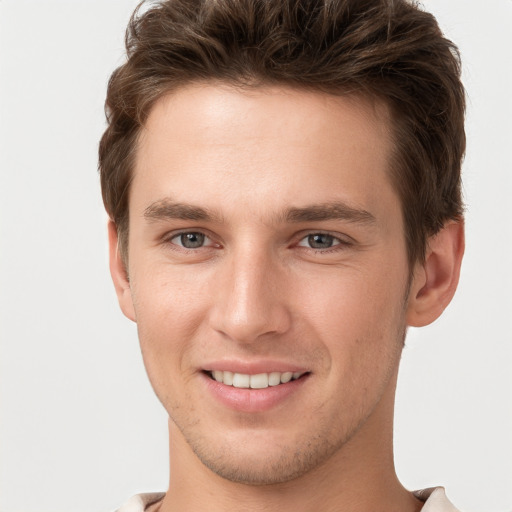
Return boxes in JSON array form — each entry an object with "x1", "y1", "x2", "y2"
[{"x1": 208, "y1": 245, "x2": 292, "y2": 344}]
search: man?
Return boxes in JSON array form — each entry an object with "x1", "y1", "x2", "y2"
[{"x1": 99, "y1": 0, "x2": 465, "y2": 511}]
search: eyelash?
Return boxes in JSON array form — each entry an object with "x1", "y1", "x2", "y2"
[
  {"x1": 165, "y1": 231, "x2": 217, "y2": 251},
  {"x1": 296, "y1": 232, "x2": 352, "y2": 253},
  {"x1": 163, "y1": 230, "x2": 352, "y2": 255}
]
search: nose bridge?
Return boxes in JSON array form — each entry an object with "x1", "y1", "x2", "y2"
[{"x1": 210, "y1": 240, "x2": 290, "y2": 343}]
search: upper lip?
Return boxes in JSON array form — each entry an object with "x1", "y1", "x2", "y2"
[{"x1": 202, "y1": 359, "x2": 309, "y2": 375}]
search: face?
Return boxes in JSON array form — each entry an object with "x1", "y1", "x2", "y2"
[{"x1": 116, "y1": 84, "x2": 414, "y2": 484}]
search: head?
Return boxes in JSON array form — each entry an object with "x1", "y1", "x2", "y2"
[
  {"x1": 99, "y1": 0, "x2": 465, "y2": 488},
  {"x1": 99, "y1": 0, "x2": 465, "y2": 271}
]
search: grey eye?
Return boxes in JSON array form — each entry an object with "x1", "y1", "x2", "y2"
[
  {"x1": 176, "y1": 232, "x2": 206, "y2": 249},
  {"x1": 306, "y1": 234, "x2": 336, "y2": 249}
]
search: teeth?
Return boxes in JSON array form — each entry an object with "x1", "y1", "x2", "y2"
[
  {"x1": 210, "y1": 370, "x2": 305, "y2": 388},
  {"x1": 233, "y1": 373, "x2": 250, "y2": 388},
  {"x1": 268, "y1": 372, "x2": 281, "y2": 386},
  {"x1": 250, "y1": 373, "x2": 268, "y2": 389},
  {"x1": 223, "y1": 371, "x2": 234, "y2": 385},
  {"x1": 280, "y1": 372, "x2": 293, "y2": 383}
]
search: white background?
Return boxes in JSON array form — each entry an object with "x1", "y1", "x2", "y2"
[{"x1": 0, "y1": 1, "x2": 511, "y2": 511}]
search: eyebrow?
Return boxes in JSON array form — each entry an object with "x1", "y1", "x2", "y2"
[
  {"x1": 143, "y1": 199, "x2": 376, "y2": 226},
  {"x1": 285, "y1": 202, "x2": 376, "y2": 225},
  {"x1": 144, "y1": 200, "x2": 222, "y2": 223}
]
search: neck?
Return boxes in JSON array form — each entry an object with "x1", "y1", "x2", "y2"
[{"x1": 159, "y1": 373, "x2": 423, "y2": 512}]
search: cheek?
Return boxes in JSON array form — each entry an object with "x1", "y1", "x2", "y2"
[
  {"x1": 129, "y1": 267, "x2": 209, "y2": 378},
  {"x1": 296, "y1": 264, "x2": 408, "y2": 371}
]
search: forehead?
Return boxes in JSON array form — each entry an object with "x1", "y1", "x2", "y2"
[{"x1": 132, "y1": 83, "x2": 397, "y2": 223}]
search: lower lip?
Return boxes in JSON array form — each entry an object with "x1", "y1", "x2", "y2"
[{"x1": 202, "y1": 373, "x2": 309, "y2": 413}]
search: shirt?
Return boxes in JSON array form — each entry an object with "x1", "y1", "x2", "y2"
[{"x1": 115, "y1": 486, "x2": 461, "y2": 511}]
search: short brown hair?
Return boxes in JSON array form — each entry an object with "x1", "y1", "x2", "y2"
[{"x1": 99, "y1": 0, "x2": 465, "y2": 266}]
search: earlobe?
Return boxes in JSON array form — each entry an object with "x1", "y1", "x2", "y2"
[
  {"x1": 108, "y1": 221, "x2": 136, "y2": 322},
  {"x1": 406, "y1": 220, "x2": 465, "y2": 327}
]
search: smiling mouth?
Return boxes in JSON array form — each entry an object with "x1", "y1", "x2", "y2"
[{"x1": 206, "y1": 370, "x2": 308, "y2": 389}]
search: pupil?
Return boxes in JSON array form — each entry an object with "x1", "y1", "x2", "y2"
[
  {"x1": 309, "y1": 234, "x2": 333, "y2": 249},
  {"x1": 181, "y1": 232, "x2": 205, "y2": 248}
]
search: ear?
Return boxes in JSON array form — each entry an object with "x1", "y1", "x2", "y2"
[
  {"x1": 406, "y1": 220, "x2": 465, "y2": 327},
  {"x1": 108, "y1": 221, "x2": 136, "y2": 322}
]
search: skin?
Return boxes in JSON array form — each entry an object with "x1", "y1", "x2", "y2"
[{"x1": 109, "y1": 83, "x2": 464, "y2": 512}]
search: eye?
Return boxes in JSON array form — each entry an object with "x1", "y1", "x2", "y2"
[
  {"x1": 298, "y1": 233, "x2": 342, "y2": 249},
  {"x1": 171, "y1": 232, "x2": 209, "y2": 249}
]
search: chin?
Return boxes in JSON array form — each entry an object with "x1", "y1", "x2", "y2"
[{"x1": 185, "y1": 427, "x2": 345, "y2": 486}]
